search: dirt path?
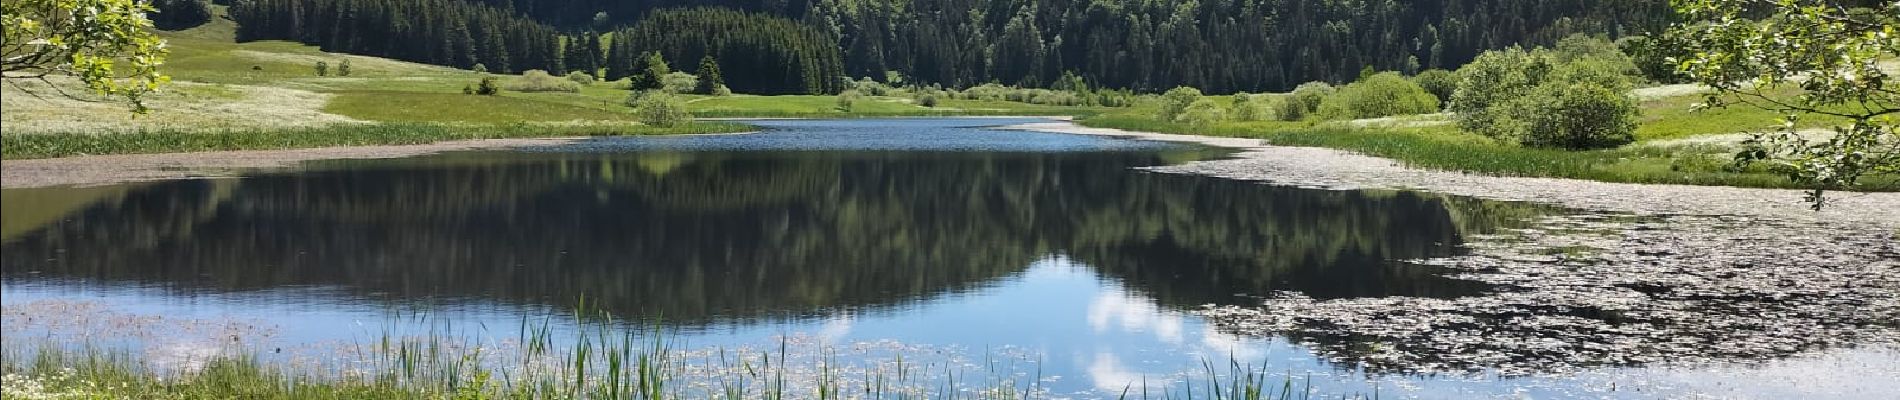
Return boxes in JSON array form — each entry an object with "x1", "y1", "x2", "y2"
[
  {"x1": 1004, "y1": 120, "x2": 1900, "y2": 229},
  {"x1": 1, "y1": 138, "x2": 580, "y2": 188}
]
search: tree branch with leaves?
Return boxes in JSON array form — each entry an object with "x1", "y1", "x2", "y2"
[
  {"x1": 1667, "y1": 0, "x2": 1899, "y2": 209},
  {"x1": 2, "y1": 0, "x2": 170, "y2": 113}
]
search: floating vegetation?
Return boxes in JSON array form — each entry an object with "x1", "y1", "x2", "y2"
[{"x1": 1200, "y1": 214, "x2": 1900, "y2": 375}]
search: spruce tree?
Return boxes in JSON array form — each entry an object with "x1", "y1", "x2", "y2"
[
  {"x1": 629, "y1": 52, "x2": 669, "y2": 91},
  {"x1": 604, "y1": 33, "x2": 633, "y2": 81},
  {"x1": 694, "y1": 55, "x2": 725, "y2": 95}
]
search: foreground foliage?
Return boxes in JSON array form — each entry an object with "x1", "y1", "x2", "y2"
[
  {"x1": 1, "y1": 0, "x2": 169, "y2": 112},
  {"x1": 1669, "y1": 0, "x2": 1900, "y2": 208}
]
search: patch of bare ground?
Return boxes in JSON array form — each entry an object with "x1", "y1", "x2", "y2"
[{"x1": 1010, "y1": 120, "x2": 1900, "y2": 375}]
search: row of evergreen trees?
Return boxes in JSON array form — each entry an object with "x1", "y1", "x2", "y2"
[
  {"x1": 230, "y1": 0, "x2": 564, "y2": 74},
  {"x1": 605, "y1": 8, "x2": 843, "y2": 95},
  {"x1": 227, "y1": 1, "x2": 841, "y2": 94},
  {"x1": 448, "y1": 0, "x2": 1674, "y2": 93},
  {"x1": 227, "y1": 0, "x2": 1671, "y2": 94},
  {"x1": 827, "y1": 0, "x2": 1674, "y2": 92}
]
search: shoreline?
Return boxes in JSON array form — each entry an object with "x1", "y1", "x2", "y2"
[
  {"x1": 6, "y1": 116, "x2": 1896, "y2": 229},
  {"x1": 0, "y1": 129, "x2": 768, "y2": 189},
  {"x1": 1001, "y1": 120, "x2": 1900, "y2": 229},
  {"x1": 0, "y1": 116, "x2": 1058, "y2": 189}
]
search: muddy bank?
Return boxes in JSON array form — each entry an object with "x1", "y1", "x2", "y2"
[
  {"x1": 1008, "y1": 120, "x2": 1900, "y2": 376},
  {"x1": 1, "y1": 138, "x2": 579, "y2": 188}
]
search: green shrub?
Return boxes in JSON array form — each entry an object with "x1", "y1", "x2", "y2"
[
  {"x1": 471, "y1": 63, "x2": 488, "y2": 74},
  {"x1": 627, "y1": 90, "x2": 691, "y2": 127},
  {"x1": 836, "y1": 89, "x2": 863, "y2": 112},
  {"x1": 918, "y1": 94, "x2": 939, "y2": 107},
  {"x1": 1092, "y1": 88, "x2": 1137, "y2": 107},
  {"x1": 1518, "y1": 82, "x2": 1638, "y2": 149},
  {"x1": 960, "y1": 83, "x2": 1010, "y2": 101},
  {"x1": 506, "y1": 70, "x2": 582, "y2": 93},
  {"x1": 951, "y1": 82, "x2": 1123, "y2": 107},
  {"x1": 338, "y1": 59, "x2": 352, "y2": 76},
  {"x1": 462, "y1": 84, "x2": 474, "y2": 95},
  {"x1": 662, "y1": 72, "x2": 698, "y2": 94},
  {"x1": 1289, "y1": 82, "x2": 1334, "y2": 114},
  {"x1": 566, "y1": 71, "x2": 595, "y2": 86},
  {"x1": 1450, "y1": 44, "x2": 1640, "y2": 149},
  {"x1": 1177, "y1": 98, "x2": 1227, "y2": 126},
  {"x1": 1272, "y1": 96, "x2": 1305, "y2": 121},
  {"x1": 1412, "y1": 69, "x2": 1457, "y2": 106},
  {"x1": 1027, "y1": 89, "x2": 1083, "y2": 106},
  {"x1": 1156, "y1": 86, "x2": 1203, "y2": 121},
  {"x1": 1551, "y1": 34, "x2": 1639, "y2": 78},
  {"x1": 1316, "y1": 72, "x2": 1440, "y2": 120},
  {"x1": 852, "y1": 77, "x2": 892, "y2": 96},
  {"x1": 475, "y1": 77, "x2": 500, "y2": 95},
  {"x1": 1229, "y1": 93, "x2": 1275, "y2": 121},
  {"x1": 1449, "y1": 47, "x2": 1547, "y2": 138},
  {"x1": 315, "y1": 61, "x2": 328, "y2": 77},
  {"x1": 1551, "y1": 57, "x2": 1638, "y2": 93}
]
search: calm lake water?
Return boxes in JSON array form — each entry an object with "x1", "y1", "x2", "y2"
[{"x1": 2, "y1": 118, "x2": 1890, "y2": 398}]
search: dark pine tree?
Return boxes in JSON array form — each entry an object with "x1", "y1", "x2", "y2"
[{"x1": 694, "y1": 55, "x2": 725, "y2": 94}]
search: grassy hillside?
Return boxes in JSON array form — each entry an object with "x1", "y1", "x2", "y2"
[{"x1": 0, "y1": 9, "x2": 1105, "y2": 159}]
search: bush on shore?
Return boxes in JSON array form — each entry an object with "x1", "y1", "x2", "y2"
[
  {"x1": 1316, "y1": 72, "x2": 1440, "y2": 120},
  {"x1": 627, "y1": 90, "x2": 691, "y2": 127},
  {"x1": 1412, "y1": 69, "x2": 1457, "y2": 107},
  {"x1": 1288, "y1": 82, "x2": 1335, "y2": 116},
  {"x1": 1156, "y1": 86, "x2": 1203, "y2": 122},
  {"x1": 1519, "y1": 81, "x2": 1638, "y2": 149},
  {"x1": 1229, "y1": 93, "x2": 1275, "y2": 121},
  {"x1": 506, "y1": 70, "x2": 582, "y2": 93},
  {"x1": 835, "y1": 89, "x2": 863, "y2": 112},
  {"x1": 1449, "y1": 36, "x2": 1639, "y2": 150},
  {"x1": 1178, "y1": 97, "x2": 1227, "y2": 126}
]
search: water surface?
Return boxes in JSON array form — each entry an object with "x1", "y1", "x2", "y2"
[{"x1": 4, "y1": 118, "x2": 1874, "y2": 398}]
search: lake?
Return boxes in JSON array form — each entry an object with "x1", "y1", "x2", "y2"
[{"x1": 2, "y1": 118, "x2": 1889, "y2": 398}]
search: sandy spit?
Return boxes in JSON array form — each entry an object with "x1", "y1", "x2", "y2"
[
  {"x1": 1003, "y1": 120, "x2": 1900, "y2": 229},
  {"x1": 1, "y1": 138, "x2": 580, "y2": 189}
]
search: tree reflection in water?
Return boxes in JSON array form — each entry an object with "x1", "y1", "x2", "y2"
[{"x1": 2, "y1": 149, "x2": 1532, "y2": 324}]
